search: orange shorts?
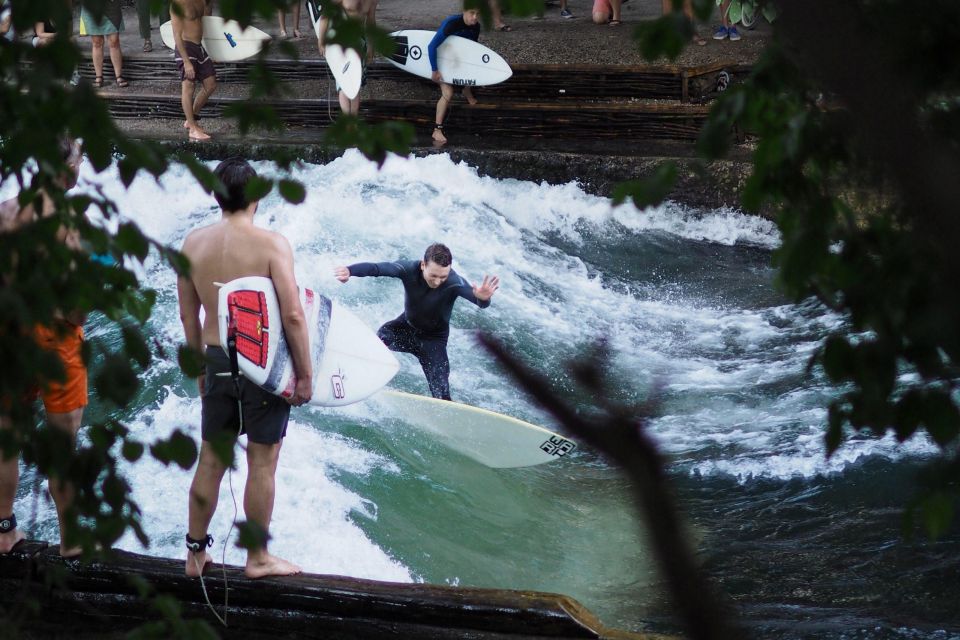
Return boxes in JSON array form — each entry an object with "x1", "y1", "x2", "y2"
[{"x1": 31, "y1": 323, "x2": 88, "y2": 414}]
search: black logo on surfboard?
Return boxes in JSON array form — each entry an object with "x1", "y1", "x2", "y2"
[
  {"x1": 540, "y1": 436, "x2": 576, "y2": 457},
  {"x1": 482, "y1": 53, "x2": 490, "y2": 64}
]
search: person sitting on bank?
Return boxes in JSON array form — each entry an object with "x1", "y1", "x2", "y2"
[
  {"x1": 429, "y1": 6, "x2": 482, "y2": 145},
  {"x1": 334, "y1": 243, "x2": 499, "y2": 401},
  {"x1": 171, "y1": 0, "x2": 217, "y2": 141}
]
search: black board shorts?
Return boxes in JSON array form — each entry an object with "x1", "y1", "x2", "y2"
[{"x1": 201, "y1": 347, "x2": 290, "y2": 445}]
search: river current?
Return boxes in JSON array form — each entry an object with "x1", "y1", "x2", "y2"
[{"x1": 7, "y1": 151, "x2": 959, "y2": 639}]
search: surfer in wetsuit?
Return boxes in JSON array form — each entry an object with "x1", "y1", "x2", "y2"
[
  {"x1": 334, "y1": 243, "x2": 499, "y2": 401},
  {"x1": 429, "y1": 8, "x2": 481, "y2": 145}
]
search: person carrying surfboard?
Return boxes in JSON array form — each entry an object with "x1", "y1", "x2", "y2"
[
  {"x1": 334, "y1": 243, "x2": 499, "y2": 401},
  {"x1": 313, "y1": 0, "x2": 379, "y2": 116},
  {"x1": 177, "y1": 158, "x2": 312, "y2": 579},
  {"x1": 170, "y1": 0, "x2": 217, "y2": 141},
  {"x1": 429, "y1": 8, "x2": 482, "y2": 145},
  {"x1": 0, "y1": 139, "x2": 88, "y2": 558}
]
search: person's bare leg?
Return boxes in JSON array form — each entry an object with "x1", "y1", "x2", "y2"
[
  {"x1": 292, "y1": 3, "x2": 302, "y2": 38},
  {"x1": 611, "y1": 0, "x2": 622, "y2": 22},
  {"x1": 338, "y1": 90, "x2": 352, "y2": 115},
  {"x1": 46, "y1": 408, "x2": 83, "y2": 557},
  {"x1": 490, "y1": 0, "x2": 509, "y2": 30},
  {"x1": 107, "y1": 33, "x2": 123, "y2": 81},
  {"x1": 91, "y1": 36, "x2": 104, "y2": 81},
  {"x1": 187, "y1": 77, "x2": 216, "y2": 139},
  {"x1": 185, "y1": 441, "x2": 227, "y2": 576},
  {"x1": 243, "y1": 440, "x2": 300, "y2": 578},
  {"x1": 463, "y1": 86, "x2": 478, "y2": 106},
  {"x1": 0, "y1": 418, "x2": 25, "y2": 553},
  {"x1": 277, "y1": 9, "x2": 287, "y2": 37},
  {"x1": 433, "y1": 83, "x2": 454, "y2": 144}
]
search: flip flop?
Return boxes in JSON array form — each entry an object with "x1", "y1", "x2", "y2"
[
  {"x1": 495, "y1": 24, "x2": 512, "y2": 32},
  {"x1": 608, "y1": 20, "x2": 622, "y2": 26}
]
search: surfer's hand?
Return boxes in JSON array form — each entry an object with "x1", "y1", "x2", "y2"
[
  {"x1": 334, "y1": 266, "x2": 351, "y2": 283},
  {"x1": 184, "y1": 62, "x2": 196, "y2": 81},
  {"x1": 474, "y1": 275, "x2": 500, "y2": 301},
  {"x1": 431, "y1": 70, "x2": 443, "y2": 84},
  {"x1": 289, "y1": 377, "x2": 313, "y2": 406}
]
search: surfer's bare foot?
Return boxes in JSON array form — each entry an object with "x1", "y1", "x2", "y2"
[
  {"x1": 279, "y1": 29, "x2": 287, "y2": 38},
  {"x1": 188, "y1": 126, "x2": 211, "y2": 141},
  {"x1": 0, "y1": 529, "x2": 25, "y2": 554},
  {"x1": 59, "y1": 543, "x2": 83, "y2": 558},
  {"x1": 293, "y1": 29, "x2": 302, "y2": 39},
  {"x1": 432, "y1": 125, "x2": 447, "y2": 145},
  {"x1": 245, "y1": 552, "x2": 301, "y2": 579},
  {"x1": 464, "y1": 89, "x2": 478, "y2": 106},
  {"x1": 185, "y1": 550, "x2": 213, "y2": 577}
]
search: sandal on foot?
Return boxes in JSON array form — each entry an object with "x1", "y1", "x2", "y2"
[
  {"x1": 115, "y1": 76, "x2": 129, "y2": 88},
  {"x1": 608, "y1": 19, "x2": 622, "y2": 26},
  {"x1": 495, "y1": 24, "x2": 512, "y2": 32},
  {"x1": 92, "y1": 76, "x2": 104, "y2": 88},
  {"x1": 143, "y1": 39, "x2": 153, "y2": 53}
]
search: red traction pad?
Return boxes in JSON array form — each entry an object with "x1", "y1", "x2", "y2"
[{"x1": 227, "y1": 290, "x2": 269, "y2": 368}]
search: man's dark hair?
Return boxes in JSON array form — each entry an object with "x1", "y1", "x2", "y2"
[
  {"x1": 423, "y1": 243, "x2": 452, "y2": 267},
  {"x1": 213, "y1": 157, "x2": 257, "y2": 212}
]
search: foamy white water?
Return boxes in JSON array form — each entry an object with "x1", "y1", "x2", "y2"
[{"x1": 4, "y1": 150, "x2": 940, "y2": 575}]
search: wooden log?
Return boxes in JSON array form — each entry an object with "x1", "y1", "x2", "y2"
[{"x1": 0, "y1": 541, "x2": 658, "y2": 640}]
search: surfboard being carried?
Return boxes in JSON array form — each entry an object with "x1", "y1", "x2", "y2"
[
  {"x1": 160, "y1": 16, "x2": 271, "y2": 63},
  {"x1": 305, "y1": 0, "x2": 363, "y2": 100},
  {"x1": 217, "y1": 276, "x2": 399, "y2": 407},
  {"x1": 387, "y1": 30, "x2": 512, "y2": 87},
  {"x1": 374, "y1": 390, "x2": 577, "y2": 468}
]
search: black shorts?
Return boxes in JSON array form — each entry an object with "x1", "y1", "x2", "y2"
[{"x1": 201, "y1": 347, "x2": 290, "y2": 445}]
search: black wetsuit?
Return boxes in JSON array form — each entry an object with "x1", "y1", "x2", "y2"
[{"x1": 348, "y1": 260, "x2": 490, "y2": 400}]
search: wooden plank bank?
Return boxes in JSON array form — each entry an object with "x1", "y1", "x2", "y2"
[{"x1": 0, "y1": 541, "x2": 669, "y2": 640}]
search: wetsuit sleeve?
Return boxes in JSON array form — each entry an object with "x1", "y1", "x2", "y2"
[
  {"x1": 454, "y1": 275, "x2": 491, "y2": 309},
  {"x1": 347, "y1": 261, "x2": 409, "y2": 278},
  {"x1": 428, "y1": 15, "x2": 464, "y2": 71}
]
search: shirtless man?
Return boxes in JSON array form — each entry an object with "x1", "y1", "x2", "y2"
[
  {"x1": 315, "y1": 0, "x2": 378, "y2": 116},
  {"x1": 0, "y1": 140, "x2": 87, "y2": 558},
  {"x1": 177, "y1": 158, "x2": 312, "y2": 579},
  {"x1": 171, "y1": 0, "x2": 217, "y2": 141}
]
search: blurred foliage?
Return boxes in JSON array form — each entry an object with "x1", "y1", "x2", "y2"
[{"x1": 633, "y1": 0, "x2": 960, "y2": 537}]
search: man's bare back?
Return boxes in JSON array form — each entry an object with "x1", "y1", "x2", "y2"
[{"x1": 180, "y1": 218, "x2": 290, "y2": 348}]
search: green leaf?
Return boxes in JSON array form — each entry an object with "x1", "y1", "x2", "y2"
[
  {"x1": 244, "y1": 176, "x2": 274, "y2": 203},
  {"x1": 94, "y1": 354, "x2": 140, "y2": 407},
  {"x1": 177, "y1": 345, "x2": 206, "y2": 379},
  {"x1": 122, "y1": 325, "x2": 152, "y2": 368},
  {"x1": 122, "y1": 439, "x2": 145, "y2": 463},
  {"x1": 115, "y1": 222, "x2": 151, "y2": 261},
  {"x1": 919, "y1": 492, "x2": 955, "y2": 540},
  {"x1": 611, "y1": 163, "x2": 678, "y2": 209},
  {"x1": 278, "y1": 179, "x2": 306, "y2": 205},
  {"x1": 235, "y1": 520, "x2": 270, "y2": 551},
  {"x1": 150, "y1": 429, "x2": 198, "y2": 470}
]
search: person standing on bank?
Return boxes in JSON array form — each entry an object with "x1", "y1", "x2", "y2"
[
  {"x1": 137, "y1": 0, "x2": 170, "y2": 52},
  {"x1": 316, "y1": 0, "x2": 379, "y2": 116},
  {"x1": 80, "y1": 0, "x2": 129, "y2": 88},
  {"x1": 177, "y1": 157, "x2": 312, "y2": 579},
  {"x1": 429, "y1": 7, "x2": 481, "y2": 145},
  {"x1": 334, "y1": 243, "x2": 499, "y2": 401},
  {"x1": 171, "y1": 0, "x2": 217, "y2": 141},
  {"x1": 0, "y1": 140, "x2": 87, "y2": 558}
]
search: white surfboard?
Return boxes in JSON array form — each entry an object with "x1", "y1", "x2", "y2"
[
  {"x1": 216, "y1": 277, "x2": 399, "y2": 407},
  {"x1": 374, "y1": 390, "x2": 577, "y2": 468},
  {"x1": 160, "y1": 16, "x2": 271, "y2": 63},
  {"x1": 305, "y1": 0, "x2": 363, "y2": 100},
  {"x1": 387, "y1": 29, "x2": 512, "y2": 87}
]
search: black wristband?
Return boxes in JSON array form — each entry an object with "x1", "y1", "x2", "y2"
[{"x1": 0, "y1": 514, "x2": 16, "y2": 533}]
